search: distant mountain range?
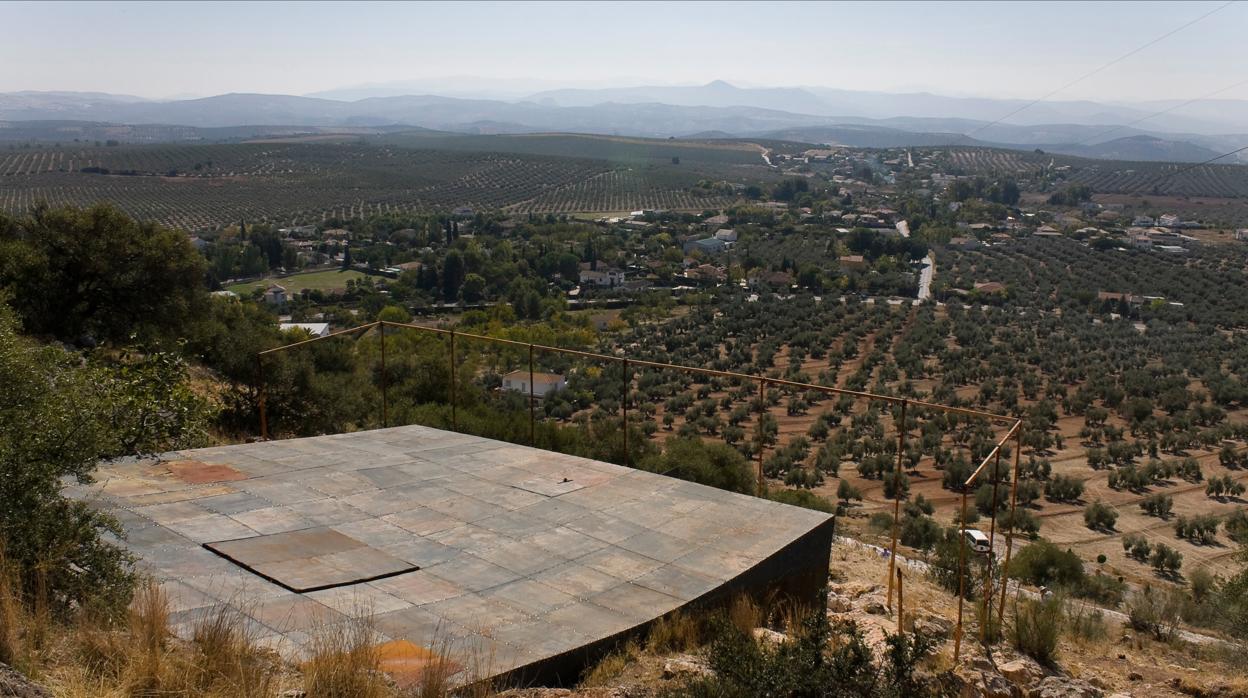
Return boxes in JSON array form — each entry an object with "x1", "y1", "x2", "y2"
[{"x1": 3, "y1": 82, "x2": 1246, "y2": 164}]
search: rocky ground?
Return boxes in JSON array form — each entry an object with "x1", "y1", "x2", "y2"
[{"x1": 4, "y1": 542, "x2": 1246, "y2": 698}]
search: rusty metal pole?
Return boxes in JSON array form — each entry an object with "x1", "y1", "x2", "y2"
[
  {"x1": 954, "y1": 487, "x2": 969, "y2": 662},
  {"x1": 528, "y1": 344, "x2": 536, "y2": 447},
  {"x1": 887, "y1": 399, "x2": 908, "y2": 610},
  {"x1": 257, "y1": 353, "x2": 268, "y2": 440},
  {"x1": 757, "y1": 377, "x2": 767, "y2": 496},
  {"x1": 981, "y1": 447, "x2": 1003, "y2": 645},
  {"x1": 449, "y1": 329, "x2": 457, "y2": 430},
  {"x1": 379, "y1": 322, "x2": 388, "y2": 428},
  {"x1": 998, "y1": 429, "x2": 1024, "y2": 626},
  {"x1": 896, "y1": 566, "x2": 904, "y2": 634},
  {"x1": 622, "y1": 358, "x2": 630, "y2": 467}
]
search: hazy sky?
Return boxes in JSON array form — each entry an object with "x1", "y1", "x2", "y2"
[{"x1": 3, "y1": 1, "x2": 1244, "y2": 102}]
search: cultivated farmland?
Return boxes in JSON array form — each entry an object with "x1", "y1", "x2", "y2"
[{"x1": 0, "y1": 134, "x2": 764, "y2": 231}]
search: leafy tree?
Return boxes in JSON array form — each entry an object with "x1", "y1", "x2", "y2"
[
  {"x1": 0, "y1": 304, "x2": 212, "y2": 615},
  {"x1": 1043, "y1": 474, "x2": 1083, "y2": 501},
  {"x1": 0, "y1": 204, "x2": 207, "y2": 344},
  {"x1": 1150, "y1": 543, "x2": 1183, "y2": 576},
  {"x1": 461, "y1": 273, "x2": 487, "y2": 303},
  {"x1": 1083, "y1": 500, "x2": 1118, "y2": 532},
  {"x1": 638, "y1": 437, "x2": 755, "y2": 495},
  {"x1": 1139, "y1": 493, "x2": 1174, "y2": 519},
  {"x1": 837, "y1": 479, "x2": 863, "y2": 504}
]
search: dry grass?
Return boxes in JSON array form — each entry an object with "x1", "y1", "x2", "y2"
[
  {"x1": 580, "y1": 639, "x2": 641, "y2": 688},
  {"x1": 53, "y1": 586, "x2": 280, "y2": 697},
  {"x1": 0, "y1": 545, "x2": 25, "y2": 668},
  {"x1": 646, "y1": 610, "x2": 703, "y2": 654},
  {"x1": 301, "y1": 615, "x2": 389, "y2": 698},
  {"x1": 728, "y1": 594, "x2": 764, "y2": 636}
]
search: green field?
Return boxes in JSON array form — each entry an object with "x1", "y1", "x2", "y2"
[
  {"x1": 0, "y1": 136, "x2": 753, "y2": 230},
  {"x1": 227, "y1": 269, "x2": 367, "y2": 295}
]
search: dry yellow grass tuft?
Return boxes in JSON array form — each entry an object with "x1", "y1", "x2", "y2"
[
  {"x1": 728, "y1": 594, "x2": 764, "y2": 636},
  {"x1": 646, "y1": 610, "x2": 703, "y2": 654},
  {"x1": 48, "y1": 584, "x2": 279, "y2": 697},
  {"x1": 580, "y1": 639, "x2": 641, "y2": 687},
  {"x1": 301, "y1": 614, "x2": 390, "y2": 698}
]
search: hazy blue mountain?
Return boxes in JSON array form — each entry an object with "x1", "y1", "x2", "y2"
[
  {"x1": 1047, "y1": 135, "x2": 1222, "y2": 163},
  {"x1": 2, "y1": 88, "x2": 1242, "y2": 163}
]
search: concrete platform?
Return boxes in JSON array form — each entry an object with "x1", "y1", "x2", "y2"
[{"x1": 75, "y1": 425, "x2": 834, "y2": 685}]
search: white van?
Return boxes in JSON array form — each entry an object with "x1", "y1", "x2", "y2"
[{"x1": 962, "y1": 529, "x2": 991, "y2": 554}]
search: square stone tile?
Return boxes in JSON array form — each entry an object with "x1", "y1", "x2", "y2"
[
  {"x1": 166, "y1": 514, "x2": 257, "y2": 543},
  {"x1": 589, "y1": 583, "x2": 684, "y2": 623},
  {"x1": 306, "y1": 584, "x2": 413, "y2": 617},
  {"x1": 251, "y1": 594, "x2": 345, "y2": 633},
  {"x1": 577, "y1": 547, "x2": 665, "y2": 582},
  {"x1": 482, "y1": 580, "x2": 577, "y2": 616},
  {"x1": 383, "y1": 507, "x2": 461, "y2": 536},
  {"x1": 632, "y1": 564, "x2": 720, "y2": 600},
  {"x1": 424, "y1": 555, "x2": 521, "y2": 593},
  {"x1": 228, "y1": 506, "x2": 311, "y2": 535},
  {"x1": 199, "y1": 491, "x2": 273, "y2": 515},
  {"x1": 529, "y1": 562, "x2": 622, "y2": 599},
  {"x1": 370, "y1": 571, "x2": 465, "y2": 606}
]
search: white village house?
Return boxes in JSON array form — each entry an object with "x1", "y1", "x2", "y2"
[
  {"x1": 501, "y1": 370, "x2": 567, "y2": 398},
  {"x1": 578, "y1": 267, "x2": 627, "y2": 287},
  {"x1": 279, "y1": 322, "x2": 331, "y2": 338}
]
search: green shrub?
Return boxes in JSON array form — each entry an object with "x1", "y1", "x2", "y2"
[
  {"x1": 1126, "y1": 585, "x2": 1182, "y2": 640},
  {"x1": 1066, "y1": 600, "x2": 1107, "y2": 641},
  {"x1": 1010, "y1": 595, "x2": 1063, "y2": 665},
  {"x1": 1225, "y1": 509, "x2": 1248, "y2": 544},
  {"x1": 1008, "y1": 540, "x2": 1085, "y2": 588},
  {"x1": 667, "y1": 593, "x2": 940, "y2": 698},
  {"x1": 1075, "y1": 572, "x2": 1126, "y2": 607},
  {"x1": 764, "y1": 487, "x2": 836, "y2": 513},
  {"x1": 639, "y1": 437, "x2": 755, "y2": 494},
  {"x1": 900, "y1": 513, "x2": 942, "y2": 553}
]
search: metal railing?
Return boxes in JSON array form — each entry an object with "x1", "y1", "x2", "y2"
[{"x1": 257, "y1": 319, "x2": 1026, "y2": 659}]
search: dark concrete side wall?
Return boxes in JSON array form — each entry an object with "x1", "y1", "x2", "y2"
[{"x1": 494, "y1": 514, "x2": 836, "y2": 688}]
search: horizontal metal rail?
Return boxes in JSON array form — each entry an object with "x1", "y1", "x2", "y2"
[{"x1": 257, "y1": 317, "x2": 1026, "y2": 663}]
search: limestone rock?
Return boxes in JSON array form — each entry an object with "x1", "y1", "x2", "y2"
[
  {"x1": 1026, "y1": 676, "x2": 1103, "y2": 698},
  {"x1": 662, "y1": 655, "x2": 713, "y2": 681},
  {"x1": 999, "y1": 658, "x2": 1044, "y2": 687},
  {"x1": 859, "y1": 595, "x2": 888, "y2": 615},
  {"x1": 957, "y1": 670, "x2": 1016, "y2": 698},
  {"x1": 751, "y1": 627, "x2": 787, "y2": 646},
  {"x1": 955, "y1": 658, "x2": 1017, "y2": 698},
  {"x1": 826, "y1": 594, "x2": 853, "y2": 613},
  {"x1": 912, "y1": 612, "x2": 954, "y2": 639}
]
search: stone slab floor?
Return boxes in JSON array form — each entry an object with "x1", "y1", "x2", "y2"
[{"x1": 72, "y1": 425, "x2": 831, "y2": 682}]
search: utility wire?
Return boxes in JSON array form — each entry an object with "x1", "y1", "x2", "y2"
[
  {"x1": 954, "y1": 0, "x2": 1236, "y2": 144},
  {"x1": 1135, "y1": 143, "x2": 1248, "y2": 193},
  {"x1": 1073, "y1": 76, "x2": 1248, "y2": 146}
]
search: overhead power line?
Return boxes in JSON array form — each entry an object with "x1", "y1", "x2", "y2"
[
  {"x1": 1074, "y1": 76, "x2": 1248, "y2": 146},
  {"x1": 1138, "y1": 143, "x2": 1248, "y2": 193},
  {"x1": 957, "y1": 0, "x2": 1236, "y2": 143}
]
